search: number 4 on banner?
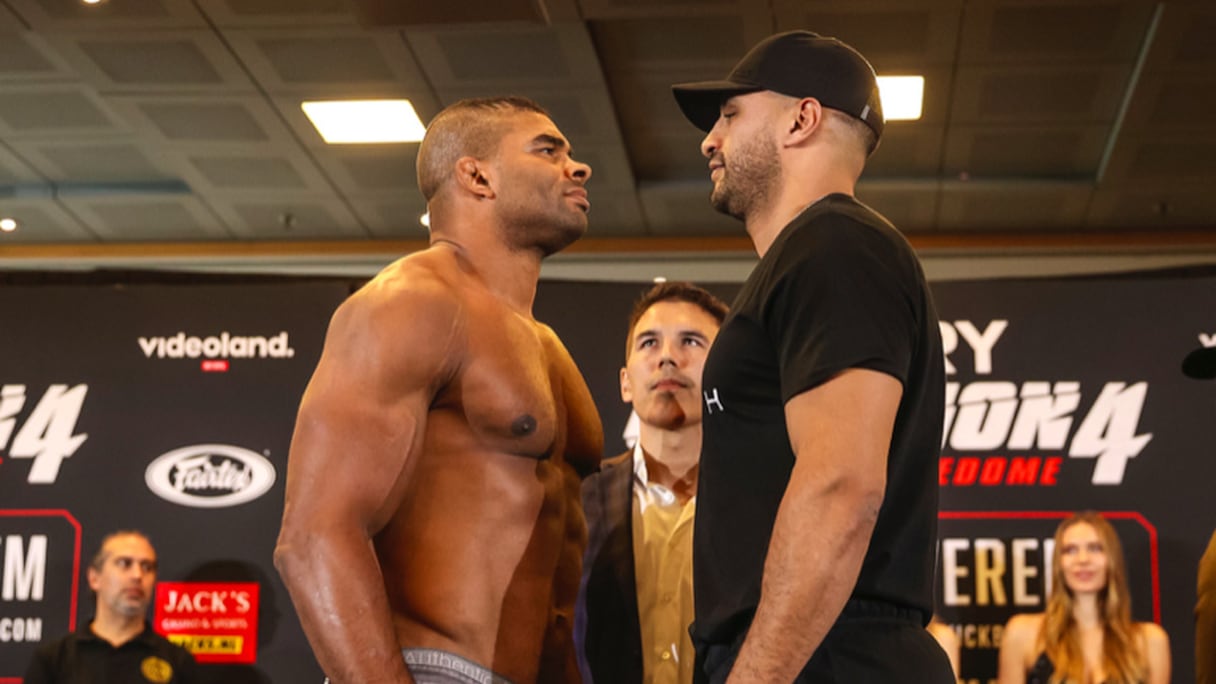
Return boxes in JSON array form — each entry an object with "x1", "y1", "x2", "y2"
[{"x1": 1, "y1": 384, "x2": 90, "y2": 484}]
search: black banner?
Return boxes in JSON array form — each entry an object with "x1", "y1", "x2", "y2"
[{"x1": 1, "y1": 267, "x2": 1212, "y2": 683}]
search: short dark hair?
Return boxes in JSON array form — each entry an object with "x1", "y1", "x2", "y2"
[
  {"x1": 624, "y1": 282, "x2": 729, "y2": 357},
  {"x1": 416, "y1": 96, "x2": 551, "y2": 201},
  {"x1": 90, "y1": 530, "x2": 154, "y2": 571}
]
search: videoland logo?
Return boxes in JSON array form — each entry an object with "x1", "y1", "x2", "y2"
[
  {"x1": 145, "y1": 445, "x2": 276, "y2": 508},
  {"x1": 138, "y1": 332, "x2": 294, "y2": 360}
]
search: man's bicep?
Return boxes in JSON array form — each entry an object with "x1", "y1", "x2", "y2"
[
  {"x1": 284, "y1": 293, "x2": 452, "y2": 534},
  {"x1": 783, "y1": 368, "x2": 901, "y2": 478}
]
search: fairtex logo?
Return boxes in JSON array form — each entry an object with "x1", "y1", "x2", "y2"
[
  {"x1": 137, "y1": 332, "x2": 294, "y2": 360},
  {"x1": 145, "y1": 445, "x2": 276, "y2": 508},
  {"x1": 940, "y1": 320, "x2": 1152, "y2": 487}
]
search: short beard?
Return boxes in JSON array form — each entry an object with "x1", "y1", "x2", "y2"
[{"x1": 710, "y1": 129, "x2": 780, "y2": 221}]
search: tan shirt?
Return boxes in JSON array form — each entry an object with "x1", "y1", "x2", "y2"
[{"x1": 630, "y1": 444, "x2": 697, "y2": 684}]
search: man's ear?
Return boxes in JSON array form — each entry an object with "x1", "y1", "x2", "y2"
[
  {"x1": 786, "y1": 97, "x2": 823, "y2": 146},
  {"x1": 87, "y1": 567, "x2": 100, "y2": 592},
  {"x1": 620, "y1": 366, "x2": 633, "y2": 403},
  {"x1": 454, "y1": 157, "x2": 495, "y2": 200}
]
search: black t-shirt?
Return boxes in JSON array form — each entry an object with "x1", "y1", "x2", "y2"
[
  {"x1": 23, "y1": 620, "x2": 201, "y2": 684},
  {"x1": 692, "y1": 193, "x2": 945, "y2": 647}
]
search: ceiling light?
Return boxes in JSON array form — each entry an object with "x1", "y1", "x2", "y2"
[
  {"x1": 419, "y1": 212, "x2": 430, "y2": 228},
  {"x1": 0, "y1": 218, "x2": 17, "y2": 232},
  {"x1": 877, "y1": 76, "x2": 924, "y2": 121},
  {"x1": 302, "y1": 100, "x2": 426, "y2": 144},
  {"x1": 653, "y1": 276, "x2": 668, "y2": 283},
  {"x1": 81, "y1": 0, "x2": 104, "y2": 4}
]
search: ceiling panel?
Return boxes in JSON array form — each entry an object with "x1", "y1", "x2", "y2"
[
  {"x1": 3, "y1": 0, "x2": 205, "y2": 30},
  {"x1": 937, "y1": 182, "x2": 1092, "y2": 231},
  {"x1": 0, "y1": 199, "x2": 96, "y2": 242},
  {"x1": 59, "y1": 194, "x2": 230, "y2": 241},
  {"x1": 208, "y1": 196, "x2": 366, "y2": 239},
  {"x1": 44, "y1": 30, "x2": 254, "y2": 92},
  {"x1": 0, "y1": 86, "x2": 127, "y2": 137},
  {"x1": 0, "y1": 0, "x2": 1213, "y2": 262}
]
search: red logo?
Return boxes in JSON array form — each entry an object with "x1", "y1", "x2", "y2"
[{"x1": 154, "y1": 582, "x2": 259, "y2": 664}]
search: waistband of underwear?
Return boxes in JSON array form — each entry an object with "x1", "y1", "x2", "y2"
[{"x1": 402, "y1": 647, "x2": 517, "y2": 684}]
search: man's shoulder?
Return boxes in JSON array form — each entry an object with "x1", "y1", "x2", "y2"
[
  {"x1": 139, "y1": 629, "x2": 199, "y2": 670},
  {"x1": 582, "y1": 451, "x2": 631, "y2": 488},
  {"x1": 339, "y1": 250, "x2": 471, "y2": 330}
]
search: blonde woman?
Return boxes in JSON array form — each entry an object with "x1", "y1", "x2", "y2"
[{"x1": 998, "y1": 511, "x2": 1170, "y2": 683}]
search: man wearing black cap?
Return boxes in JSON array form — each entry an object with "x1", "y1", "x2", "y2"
[
  {"x1": 671, "y1": 31, "x2": 952, "y2": 683},
  {"x1": 1186, "y1": 344, "x2": 1216, "y2": 684}
]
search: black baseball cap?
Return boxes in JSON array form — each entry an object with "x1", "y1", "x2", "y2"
[
  {"x1": 672, "y1": 30, "x2": 884, "y2": 142},
  {"x1": 1183, "y1": 346, "x2": 1216, "y2": 380}
]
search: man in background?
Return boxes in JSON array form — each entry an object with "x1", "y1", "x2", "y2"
[
  {"x1": 579, "y1": 281, "x2": 727, "y2": 684},
  {"x1": 24, "y1": 530, "x2": 201, "y2": 684}
]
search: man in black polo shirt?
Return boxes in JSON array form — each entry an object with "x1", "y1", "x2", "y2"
[
  {"x1": 671, "y1": 31, "x2": 952, "y2": 682},
  {"x1": 24, "y1": 530, "x2": 200, "y2": 684}
]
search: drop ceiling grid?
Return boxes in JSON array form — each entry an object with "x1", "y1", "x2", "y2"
[
  {"x1": 0, "y1": 199, "x2": 97, "y2": 242},
  {"x1": 345, "y1": 195, "x2": 430, "y2": 239},
  {"x1": 42, "y1": 29, "x2": 257, "y2": 93},
  {"x1": 2, "y1": 0, "x2": 206, "y2": 30},
  {"x1": 575, "y1": 0, "x2": 761, "y2": 22},
  {"x1": 103, "y1": 94, "x2": 301, "y2": 150},
  {"x1": 937, "y1": 183, "x2": 1094, "y2": 231},
  {"x1": 8, "y1": 137, "x2": 181, "y2": 182},
  {"x1": 192, "y1": 0, "x2": 360, "y2": 28},
  {"x1": 222, "y1": 28, "x2": 435, "y2": 101},
  {"x1": 207, "y1": 195, "x2": 366, "y2": 240},
  {"x1": 58, "y1": 193, "x2": 232, "y2": 241},
  {"x1": 956, "y1": 0, "x2": 1156, "y2": 67},
  {"x1": 0, "y1": 141, "x2": 45, "y2": 183},
  {"x1": 0, "y1": 32, "x2": 80, "y2": 82},
  {"x1": 0, "y1": 84, "x2": 130, "y2": 137},
  {"x1": 772, "y1": 1, "x2": 964, "y2": 66}
]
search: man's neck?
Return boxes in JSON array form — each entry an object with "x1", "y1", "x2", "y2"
[
  {"x1": 745, "y1": 168, "x2": 857, "y2": 258},
  {"x1": 430, "y1": 228, "x2": 543, "y2": 314},
  {"x1": 637, "y1": 424, "x2": 701, "y2": 502},
  {"x1": 90, "y1": 612, "x2": 145, "y2": 647}
]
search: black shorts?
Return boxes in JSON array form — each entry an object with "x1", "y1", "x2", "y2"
[{"x1": 698, "y1": 600, "x2": 955, "y2": 684}]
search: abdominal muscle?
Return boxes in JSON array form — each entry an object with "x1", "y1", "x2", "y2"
[{"x1": 374, "y1": 433, "x2": 583, "y2": 683}]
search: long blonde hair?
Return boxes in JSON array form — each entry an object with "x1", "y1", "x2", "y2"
[{"x1": 1038, "y1": 511, "x2": 1145, "y2": 684}]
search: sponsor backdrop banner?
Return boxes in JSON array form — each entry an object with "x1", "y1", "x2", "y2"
[
  {"x1": 0, "y1": 281, "x2": 348, "y2": 684},
  {"x1": 1, "y1": 269, "x2": 1212, "y2": 683},
  {"x1": 538, "y1": 269, "x2": 1215, "y2": 684}
]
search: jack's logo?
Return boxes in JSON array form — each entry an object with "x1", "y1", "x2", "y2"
[
  {"x1": 145, "y1": 445, "x2": 275, "y2": 508},
  {"x1": 0, "y1": 384, "x2": 89, "y2": 484},
  {"x1": 138, "y1": 332, "x2": 294, "y2": 360}
]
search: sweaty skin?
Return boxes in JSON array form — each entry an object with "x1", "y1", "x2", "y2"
[{"x1": 277, "y1": 246, "x2": 603, "y2": 684}]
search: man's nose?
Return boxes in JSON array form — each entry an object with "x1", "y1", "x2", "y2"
[{"x1": 569, "y1": 159, "x2": 592, "y2": 183}]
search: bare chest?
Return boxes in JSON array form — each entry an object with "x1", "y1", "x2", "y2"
[{"x1": 446, "y1": 313, "x2": 569, "y2": 459}]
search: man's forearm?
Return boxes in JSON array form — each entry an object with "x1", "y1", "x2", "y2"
[
  {"x1": 726, "y1": 475, "x2": 881, "y2": 683},
  {"x1": 276, "y1": 527, "x2": 414, "y2": 684}
]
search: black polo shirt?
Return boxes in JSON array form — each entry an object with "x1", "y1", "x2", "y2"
[{"x1": 23, "y1": 620, "x2": 200, "y2": 684}]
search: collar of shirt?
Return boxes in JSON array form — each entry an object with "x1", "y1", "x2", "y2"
[{"x1": 631, "y1": 442, "x2": 695, "y2": 513}]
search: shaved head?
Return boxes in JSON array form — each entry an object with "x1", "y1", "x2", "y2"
[{"x1": 416, "y1": 96, "x2": 551, "y2": 202}]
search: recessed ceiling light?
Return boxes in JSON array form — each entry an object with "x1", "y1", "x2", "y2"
[
  {"x1": 0, "y1": 218, "x2": 18, "y2": 232},
  {"x1": 301, "y1": 100, "x2": 426, "y2": 144},
  {"x1": 81, "y1": 0, "x2": 104, "y2": 5},
  {"x1": 877, "y1": 75, "x2": 924, "y2": 121},
  {"x1": 653, "y1": 276, "x2": 668, "y2": 283}
]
